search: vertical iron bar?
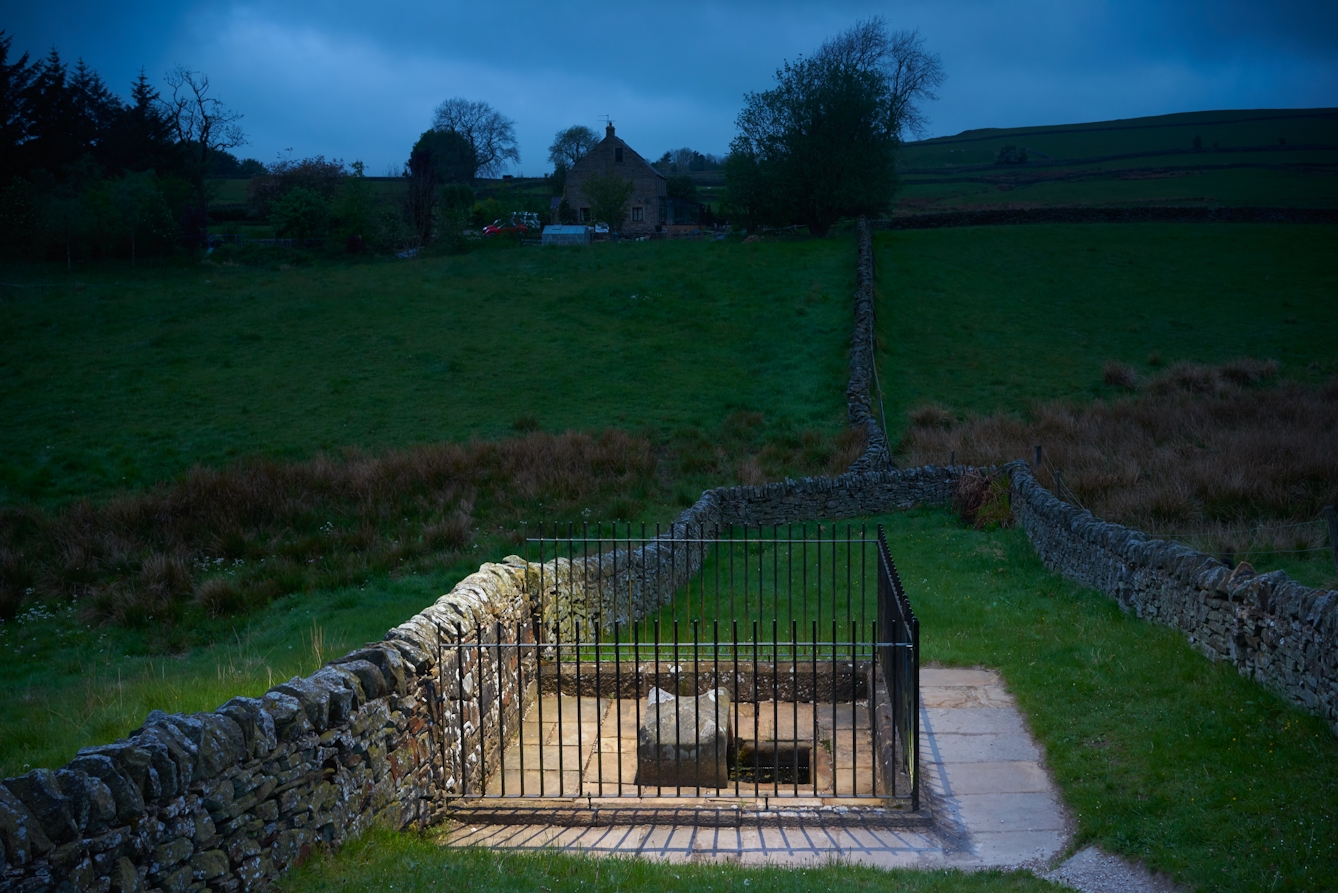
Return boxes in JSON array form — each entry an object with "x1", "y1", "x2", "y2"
[
  {"x1": 732, "y1": 619, "x2": 740, "y2": 799},
  {"x1": 772, "y1": 618, "x2": 779, "y2": 798},
  {"x1": 496, "y1": 620, "x2": 504, "y2": 797},
  {"x1": 614, "y1": 620, "x2": 623, "y2": 795},
  {"x1": 517, "y1": 621, "x2": 525, "y2": 797},
  {"x1": 752, "y1": 618, "x2": 759, "y2": 799},
  {"x1": 455, "y1": 621, "x2": 466, "y2": 797},
  {"x1": 693, "y1": 618, "x2": 700, "y2": 796},
  {"x1": 595, "y1": 620, "x2": 603, "y2": 798},
  {"x1": 576, "y1": 618, "x2": 583, "y2": 799},
  {"x1": 654, "y1": 618, "x2": 661, "y2": 797},
  {"x1": 673, "y1": 619, "x2": 681, "y2": 797},
  {"x1": 811, "y1": 619, "x2": 818, "y2": 798},
  {"x1": 633, "y1": 620, "x2": 642, "y2": 796}
]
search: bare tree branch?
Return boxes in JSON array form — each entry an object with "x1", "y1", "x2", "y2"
[
  {"x1": 432, "y1": 97, "x2": 520, "y2": 178},
  {"x1": 161, "y1": 65, "x2": 245, "y2": 207},
  {"x1": 548, "y1": 124, "x2": 598, "y2": 169},
  {"x1": 818, "y1": 19, "x2": 945, "y2": 141}
]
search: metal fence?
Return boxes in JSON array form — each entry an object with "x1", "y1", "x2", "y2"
[{"x1": 439, "y1": 523, "x2": 919, "y2": 808}]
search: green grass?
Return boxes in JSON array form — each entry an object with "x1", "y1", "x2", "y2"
[
  {"x1": 874, "y1": 223, "x2": 1337, "y2": 428},
  {"x1": 895, "y1": 108, "x2": 1338, "y2": 210},
  {"x1": 0, "y1": 556, "x2": 483, "y2": 778},
  {"x1": 888, "y1": 508, "x2": 1337, "y2": 891},
  {"x1": 279, "y1": 827, "x2": 1057, "y2": 893},
  {"x1": 0, "y1": 238, "x2": 853, "y2": 505}
]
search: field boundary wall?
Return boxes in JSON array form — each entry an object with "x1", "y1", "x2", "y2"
[
  {"x1": 871, "y1": 206, "x2": 1338, "y2": 229},
  {"x1": 1009, "y1": 462, "x2": 1338, "y2": 736}
]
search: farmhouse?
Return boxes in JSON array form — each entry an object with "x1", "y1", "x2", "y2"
[{"x1": 564, "y1": 123, "x2": 702, "y2": 236}]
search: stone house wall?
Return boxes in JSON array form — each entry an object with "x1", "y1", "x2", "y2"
[{"x1": 564, "y1": 124, "x2": 665, "y2": 236}]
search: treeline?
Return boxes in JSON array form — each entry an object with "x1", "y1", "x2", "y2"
[{"x1": 0, "y1": 32, "x2": 263, "y2": 264}]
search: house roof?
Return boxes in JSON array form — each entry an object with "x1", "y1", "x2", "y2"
[{"x1": 569, "y1": 124, "x2": 665, "y2": 182}]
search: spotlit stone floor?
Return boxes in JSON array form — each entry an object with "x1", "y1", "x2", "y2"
[
  {"x1": 482, "y1": 695, "x2": 878, "y2": 798},
  {"x1": 450, "y1": 668, "x2": 1074, "y2": 872}
]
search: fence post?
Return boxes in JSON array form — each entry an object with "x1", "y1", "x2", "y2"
[
  {"x1": 1323, "y1": 506, "x2": 1338, "y2": 580},
  {"x1": 1033, "y1": 445, "x2": 1042, "y2": 470}
]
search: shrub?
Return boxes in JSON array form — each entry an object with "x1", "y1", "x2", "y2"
[{"x1": 1103, "y1": 361, "x2": 1140, "y2": 390}]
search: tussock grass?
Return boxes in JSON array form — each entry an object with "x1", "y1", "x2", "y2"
[
  {"x1": 0, "y1": 430, "x2": 656, "y2": 624},
  {"x1": 901, "y1": 361, "x2": 1338, "y2": 576}
]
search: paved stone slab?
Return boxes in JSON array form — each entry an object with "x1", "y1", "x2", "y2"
[{"x1": 445, "y1": 666, "x2": 1073, "y2": 874}]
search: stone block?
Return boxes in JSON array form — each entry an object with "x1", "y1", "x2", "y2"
[{"x1": 637, "y1": 688, "x2": 732, "y2": 788}]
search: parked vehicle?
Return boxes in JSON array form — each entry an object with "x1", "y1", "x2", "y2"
[{"x1": 482, "y1": 212, "x2": 543, "y2": 236}]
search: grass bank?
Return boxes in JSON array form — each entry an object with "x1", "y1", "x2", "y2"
[
  {"x1": 877, "y1": 223, "x2": 1338, "y2": 583},
  {"x1": 0, "y1": 236, "x2": 853, "y2": 506}
]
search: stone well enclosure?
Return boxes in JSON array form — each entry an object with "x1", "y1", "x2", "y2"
[{"x1": 2, "y1": 218, "x2": 1334, "y2": 892}]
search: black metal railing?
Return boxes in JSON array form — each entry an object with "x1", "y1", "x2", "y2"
[{"x1": 437, "y1": 523, "x2": 919, "y2": 808}]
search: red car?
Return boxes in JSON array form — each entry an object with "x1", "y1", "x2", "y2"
[{"x1": 482, "y1": 218, "x2": 530, "y2": 236}]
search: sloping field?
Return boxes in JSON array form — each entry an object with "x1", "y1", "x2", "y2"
[{"x1": 896, "y1": 108, "x2": 1338, "y2": 211}]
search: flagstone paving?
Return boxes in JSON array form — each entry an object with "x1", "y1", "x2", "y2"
[{"x1": 447, "y1": 667, "x2": 1181, "y2": 890}]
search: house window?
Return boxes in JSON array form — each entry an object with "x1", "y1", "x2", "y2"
[
  {"x1": 579, "y1": 207, "x2": 590, "y2": 222},
  {"x1": 631, "y1": 206, "x2": 643, "y2": 222},
  {"x1": 615, "y1": 147, "x2": 624, "y2": 163}
]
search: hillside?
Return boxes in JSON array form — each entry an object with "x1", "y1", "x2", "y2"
[{"x1": 895, "y1": 107, "x2": 1338, "y2": 212}]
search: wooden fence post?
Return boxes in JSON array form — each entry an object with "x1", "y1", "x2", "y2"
[{"x1": 1323, "y1": 506, "x2": 1338, "y2": 580}]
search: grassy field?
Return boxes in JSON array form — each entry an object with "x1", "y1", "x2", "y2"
[
  {"x1": 895, "y1": 108, "x2": 1338, "y2": 211},
  {"x1": 874, "y1": 223, "x2": 1336, "y2": 427},
  {"x1": 0, "y1": 237, "x2": 852, "y2": 506},
  {"x1": 874, "y1": 222, "x2": 1338, "y2": 584}
]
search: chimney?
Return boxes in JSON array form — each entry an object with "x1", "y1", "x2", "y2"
[{"x1": 605, "y1": 122, "x2": 615, "y2": 138}]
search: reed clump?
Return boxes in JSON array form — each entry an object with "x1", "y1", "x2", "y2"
[
  {"x1": 0, "y1": 429, "x2": 657, "y2": 625},
  {"x1": 902, "y1": 360, "x2": 1338, "y2": 558}
]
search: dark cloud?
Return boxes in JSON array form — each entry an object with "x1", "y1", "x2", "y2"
[{"x1": 4, "y1": 1, "x2": 1334, "y2": 173}]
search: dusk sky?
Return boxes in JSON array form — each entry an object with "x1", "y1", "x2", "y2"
[{"x1": 5, "y1": 1, "x2": 1336, "y2": 175}]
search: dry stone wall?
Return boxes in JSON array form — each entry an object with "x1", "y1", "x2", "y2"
[
  {"x1": 0, "y1": 559, "x2": 538, "y2": 893},
  {"x1": 1010, "y1": 463, "x2": 1338, "y2": 736},
  {"x1": 846, "y1": 217, "x2": 892, "y2": 472}
]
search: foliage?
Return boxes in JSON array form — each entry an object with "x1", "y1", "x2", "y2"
[
  {"x1": 726, "y1": 20, "x2": 944, "y2": 235},
  {"x1": 581, "y1": 169, "x2": 635, "y2": 231},
  {"x1": 270, "y1": 187, "x2": 329, "y2": 241},
  {"x1": 666, "y1": 173, "x2": 697, "y2": 201},
  {"x1": 331, "y1": 162, "x2": 378, "y2": 242},
  {"x1": 409, "y1": 129, "x2": 475, "y2": 186},
  {"x1": 431, "y1": 97, "x2": 519, "y2": 178},
  {"x1": 547, "y1": 124, "x2": 598, "y2": 169},
  {"x1": 995, "y1": 144, "x2": 1028, "y2": 164},
  {"x1": 247, "y1": 155, "x2": 345, "y2": 217}
]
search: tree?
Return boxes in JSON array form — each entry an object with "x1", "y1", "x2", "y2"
[
  {"x1": 110, "y1": 170, "x2": 165, "y2": 264},
  {"x1": 270, "y1": 187, "x2": 328, "y2": 242},
  {"x1": 548, "y1": 124, "x2": 597, "y2": 169},
  {"x1": 581, "y1": 170, "x2": 634, "y2": 232},
  {"x1": 666, "y1": 174, "x2": 697, "y2": 201},
  {"x1": 106, "y1": 70, "x2": 176, "y2": 174},
  {"x1": 431, "y1": 98, "x2": 519, "y2": 178},
  {"x1": 815, "y1": 19, "x2": 944, "y2": 142},
  {"x1": 399, "y1": 129, "x2": 473, "y2": 246},
  {"x1": 161, "y1": 66, "x2": 245, "y2": 210},
  {"x1": 430, "y1": 97, "x2": 519, "y2": 179},
  {"x1": 332, "y1": 161, "x2": 377, "y2": 241},
  {"x1": 0, "y1": 33, "x2": 34, "y2": 182},
  {"x1": 247, "y1": 155, "x2": 345, "y2": 217},
  {"x1": 725, "y1": 20, "x2": 939, "y2": 236}
]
